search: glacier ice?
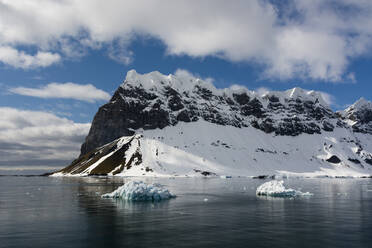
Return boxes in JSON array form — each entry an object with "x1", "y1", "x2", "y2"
[
  {"x1": 256, "y1": 180, "x2": 312, "y2": 197},
  {"x1": 101, "y1": 181, "x2": 175, "y2": 201}
]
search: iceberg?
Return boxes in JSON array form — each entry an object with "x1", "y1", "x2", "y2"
[
  {"x1": 256, "y1": 180, "x2": 312, "y2": 197},
  {"x1": 102, "y1": 181, "x2": 175, "y2": 201}
]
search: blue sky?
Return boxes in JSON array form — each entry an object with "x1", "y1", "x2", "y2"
[
  {"x1": 1, "y1": 37, "x2": 369, "y2": 123},
  {"x1": 1, "y1": 0, "x2": 372, "y2": 168}
]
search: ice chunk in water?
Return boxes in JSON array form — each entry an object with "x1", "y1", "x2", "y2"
[
  {"x1": 102, "y1": 181, "x2": 175, "y2": 201},
  {"x1": 256, "y1": 180, "x2": 312, "y2": 197}
]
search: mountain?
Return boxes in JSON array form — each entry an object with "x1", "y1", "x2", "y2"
[
  {"x1": 338, "y1": 98, "x2": 372, "y2": 134},
  {"x1": 52, "y1": 70, "x2": 372, "y2": 178},
  {"x1": 80, "y1": 70, "x2": 336, "y2": 155}
]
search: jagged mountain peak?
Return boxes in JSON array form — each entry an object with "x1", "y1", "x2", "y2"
[
  {"x1": 121, "y1": 70, "x2": 330, "y2": 108},
  {"x1": 122, "y1": 69, "x2": 216, "y2": 94},
  {"x1": 285, "y1": 87, "x2": 328, "y2": 106},
  {"x1": 339, "y1": 97, "x2": 372, "y2": 133},
  {"x1": 345, "y1": 97, "x2": 372, "y2": 113}
]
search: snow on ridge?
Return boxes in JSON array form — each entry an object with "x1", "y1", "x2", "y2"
[
  {"x1": 123, "y1": 69, "x2": 216, "y2": 93},
  {"x1": 286, "y1": 87, "x2": 328, "y2": 106},
  {"x1": 122, "y1": 69, "x2": 330, "y2": 107},
  {"x1": 345, "y1": 97, "x2": 372, "y2": 113},
  {"x1": 338, "y1": 97, "x2": 372, "y2": 131}
]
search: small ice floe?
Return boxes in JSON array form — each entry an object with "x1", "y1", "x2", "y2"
[
  {"x1": 256, "y1": 180, "x2": 312, "y2": 198},
  {"x1": 203, "y1": 198, "x2": 209, "y2": 202},
  {"x1": 220, "y1": 175, "x2": 232, "y2": 179},
  {"x1": 101, "y1": 181, "x2": 175, "y2": 201}
]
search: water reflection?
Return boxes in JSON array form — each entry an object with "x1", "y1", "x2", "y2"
[
  {"x1": 1, "y1": 176, "x2": 372, "y2": 248},
  {"x1": 70, "y1": 177, "x2": 372, "y2": 247}
]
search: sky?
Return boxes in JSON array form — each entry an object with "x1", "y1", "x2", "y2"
[{"x1": 1, "y1": 0, "x2": 372, "y2": 170}]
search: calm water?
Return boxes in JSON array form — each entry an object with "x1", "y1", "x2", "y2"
[{"x1": 1, "y1": 176, "x2": 372, "y2": 248}]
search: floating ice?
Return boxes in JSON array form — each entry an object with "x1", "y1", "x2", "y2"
[
  {"x1": 220, "y1": 175, "x2": 232, "y2": 179},
  {"x1": 101, "y1": 181, "x2": 175, "y2": 201},
  {"x1": 256, "y1": 180, "x2": 312, "y2": 197}
]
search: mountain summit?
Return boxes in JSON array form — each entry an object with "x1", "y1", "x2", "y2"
[
  {"x1": 53, "y1": 70, "x2": 372, "y2": 178},
  {"x1": 81, "y1": 70, "x2": 336, "y2": 155}
]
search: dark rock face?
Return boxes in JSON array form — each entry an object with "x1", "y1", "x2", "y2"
[
  {"x1": 365, "y1": 158, "x2": 372, "y2": 166},
  {"x1": 233, "y1": 93, "x2": 250, "y2": 105},
  {"x1": 81, "y1": 86, "x2": 171, "y2": 155},
  {"x1": 176, "y1": 110, "x2": 191, "y2": 122},
  {"x1": 350, "y1": 108, "x2": 372, "y2": 133},
  {"x1": 241, "y1": 98, "x2": 265, "y2": 118},
  {"x1": 322, "y1": 121, "x2": 335, "y2": 132},
  {"x1": 63, "y1": 135, "x2": 142, "y2": 175},
  {"x1": 326, "y1": 155, "x2": 342, "y2": 164},
  {"x1": 79, "y1": 71, "x2": 351, "y2": 156},
  {"x1": 348, "y1": 158, "x2": 361, "y2": 164},
  {"x1": 274, "y1": 120, "x2": 321, "y2": 136},
  {"x1": 165, "y1": 86, "x2": 184, "y2": 111}
]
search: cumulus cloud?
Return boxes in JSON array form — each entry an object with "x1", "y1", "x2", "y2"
[
  {"x1": 0, "y1": 46, "x2": 60, "y2": 69},
  {"x1": 319, "y1": 92, "x2": 336, "y2": 106},
  {"x1": 174, "y1": 68, "x2": 215, "y2": 85},
  {"x1": 1, "y1": 0, "x2": 372, "y2": 81},
  {"x1": 0, "y1": 107, "x2": 90, "y2": 167},
  {"x1": 9, "y1": 82, "x2": 111, "y2": 102}
]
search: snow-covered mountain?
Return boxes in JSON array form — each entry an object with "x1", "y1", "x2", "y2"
[
  {"x1": 53, "y1": 70, "x2": 372, "y2": 178},
  {"x1": 339, "y1": 98, "x2": 372, "y2": 134}
]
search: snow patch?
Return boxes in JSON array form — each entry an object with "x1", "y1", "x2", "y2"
[
  {"x1": 256, "y1": 180, "x2": 312, "y2": 197},
  {"x1": 101, "y1": 181, "x2": 175, "y2": 201}
]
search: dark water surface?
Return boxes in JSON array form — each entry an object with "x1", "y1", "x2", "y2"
[{"x1": 1, "y1": 176, "x2": 372, "y2": 248}]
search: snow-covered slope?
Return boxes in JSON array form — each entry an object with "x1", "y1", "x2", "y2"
[
  {"x1": 52, "y1": 70, "x2": 372, "y2": 178},
  {"x1": 53, "y1": 120, "x2": 372, "y2": 178}
]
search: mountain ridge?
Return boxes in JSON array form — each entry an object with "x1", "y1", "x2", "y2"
[
  {"x1": 81, "y1": 70, "x2": 342, "y2": 155},
  {"x1": 53, "y1": 70, "x2": 372, "y2": 177}
]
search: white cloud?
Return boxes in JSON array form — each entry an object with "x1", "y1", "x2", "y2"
[
  {"x1": 174, "y1": 69, "x2": 214, "y2": 84},
  {"x1": 0, "y1": 107, "x2": 90, "y2": 166},
  {"x1": 0, "y1": 46, "x2": 60, "y2": 69},
  {"x1": 107, "y1": 38, "x2": 133, "y2": 65},
  {"x1": 319, "y1": 92, "x2": 336, "y2": 106},
  {"x1": 347, "y1": 72, "x2": 357, "y2": 84},
  {"x1": 1, "y1": 0, "x2": 372, "y2": 81},
  {"x1": 9, "y1": 82, "x2": 111, "y2": 102},
  {"x1": 255, "y1": 87, "x2": 271, "y2": 97},
  {"x1": 229, "y1": 84, "x2": 249, "y2": 92}
]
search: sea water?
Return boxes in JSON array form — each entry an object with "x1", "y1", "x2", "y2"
[{"x1": 1, "y1": 176, "x2": 372, "y2": 248}]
